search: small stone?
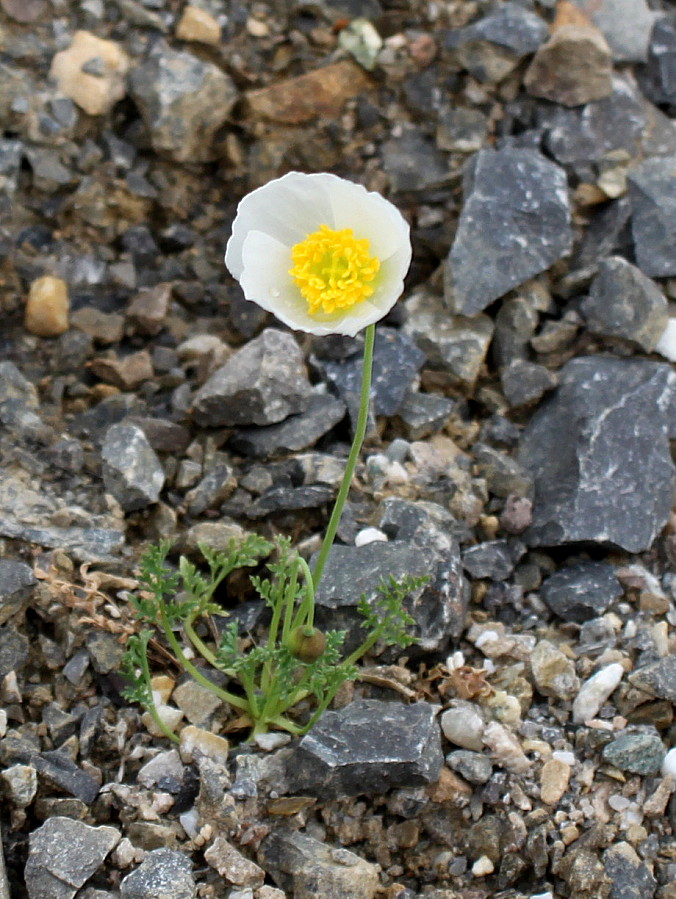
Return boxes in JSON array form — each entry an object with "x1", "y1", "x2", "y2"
[
  {"x1": 472, "y1": 855, "x2": 494, "y2": 877},
  {"x1": 50, "y1": 31, "x2": 130, "y2": 116},
  {"x1": 482, "y1": 721, "x2": 531, "y2": 774},
  {"x1": 0, "y1": 0, "x2": 47, "y2": 23},
  {"x1": 603, "y1": 841, "x2": 657, "y2": 899},
  {"x1": 70, "y1": 308, "x2": 125, "y2": 344},
  {"x1": 602, "y1": 729, "x2": 665, "y2": 775},
  {"x1": 338, "y1": 18, "x2": 383, "y2": 71},
  {"x1": 445, "y1": 750, "x2": 492, "y2": 784},
  {"x1": 126, "y1": 284, "x2": 171, "y2": 336},
  {"x1": 381, "y1": 127, "x2": 452, "y2": 192},
  {"x1": 25, "y1": 816, "x2": 119, "y2": 899},
  {"x1": 89, "y1": 350, "x2": 154, "y2": 390},
  {"x1": 530, "y1": 640, "x2": 580, "y2": 701},
  {"x1": 24, "y1": 276, "x2": 69, "y2": 338},
  {"x1": 394, "y1": 390, "x2": 454, "y2": 440},
  {"x1": 0, "y1": 561, "x2": 35, "y2": 627},
  {"x1": 628, "y1": 156, "x2": 676, "y2": 278},
  {"x1": 655, "y1": 319, "x2": 676, "y2": 363},
  {"x1": 501, "y1": 360, "x2": 558, "y2": 408},
  {"x1": 440, "y1": 702, "x2": 485, "y2": 752},
  {"x1": 1, "y1": 764, "x2": 38, "y2": 808},
  {"x1": 662, "y1": 747, "x2": 676, "y2": 778},
  {"x1": 500, "y1": 495, "x2": 533, "y2": 535},
  {"x1": 573, "y1": 663, "x2": 624, "y2": 723},
  {"x1": 175, "y1": 6, "x2": 221, "y2": 46},
  {"x1": 245, "y1": 61, "x2": 369, "y2": 125},
  {"x1": 101, "y1": 423, "x2": 165, "y2": 511},
  {"x1": 541, "y1": 562, "x2": 623, "y2": 622},
  {"x1": 540, "y1": 758, "x2": 571, "y2": 805},
  {"x1": 628, "y1": 656, "x2": 676, "y2": 703},
  {"x1": 462, "y1": 540, "x2": 524, "y2": 581},
  {"x1": 120, "y1": 848, "x2": 195, "y2": 899},
  {"x1": 524, "y1": 24, "x2": 613, "y2": 106},
  {"x1": 581, "y1": 256, "x2": 668, "y2": 351},
  {"x1": 473, "y1": 444, "x2": 533, "y2": 499},
  {"x1": 436, "y1": 106, "x2": 488, "y2": 153},
  {"x1": 286, "y1": 700, "x2": 443, "y2": 798},
  {"x1": 137, "y1": 750, "x2": 184, "y2": 793},
  {"x1": 172, "y1": 680, "x2": 223, "y2": 726},
  {"x1": 204, "y1": 837, "x2": 264, "y2": 888},
  {"x1": 142, "y1": 704, "x2": 183, "y2": 738},
  {"x1": 446, "y1": 147, "x2": 572, "y2": 316},
  {"x1": 192, "y1": 329, "x2": 312, "y2": 428},
  {"x1": 572, "y1": 0, "x2": 659, "y2": 61}
]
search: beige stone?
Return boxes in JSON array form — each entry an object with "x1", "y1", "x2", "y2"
[
  {"x1": 540, "y1": 757, "x2": 571, "y2": 804},
  {"x1": 50, "y1": 30, "x2": 130, "y2": 115},
  {"x1": 24, "y1": 276, "x2": 69, "y2": 337},
  {"x1": 179, "y1": 725, "x2": 230, "y2": 765},
  {"x1": 176, "y1": 5, "x2": 221, "y2": 46},
  {"x1": 524, "y1": 24, "x2": 613, "y2": 107}
]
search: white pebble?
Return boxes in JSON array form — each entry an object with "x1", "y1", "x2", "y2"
[
  {"x1": 572, "y1": 662, "x2": 624, "y2": 724},
  {"x1": 440, "y1": 703, "x2": 485, "y2": 751},
  {"x1": 472, "y1": 855, "x2": 494, "y2": 877},
  {"x1": 254, "y1": 732, "x2": 291, "y2": 751},
  {"x1": 179, "y1": 807, "x2": 200, "y2": 839},
  {"x1": 608, "y1": 794, "x2": 630, "y2": 812},
  {"x1": 654, "y1": 317, "x2": 676, "y2": 362},
  {"x1": 662, "y1": 747, "x2": 676, "y2": 777},
  {"x1": 355, "y1": 527, "x2": 388, "y2": 547},
  {"x1": 552, "y1": 750, "x2": 576, "y2": 766}
]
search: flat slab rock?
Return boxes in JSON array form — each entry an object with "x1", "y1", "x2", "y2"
[
  {"x1": 445, "y1": 146, "x2": 572, "y2": 315},
  {"x1": 518, "y1": 356, "x2": 675, "y2": 552},
  {"x1": 286, "y1": 699, "x2": 443, "y2": 798}
]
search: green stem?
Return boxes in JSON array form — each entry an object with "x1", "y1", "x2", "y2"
[
  {"x1": 289, "y1": 556, "x2": 316, "y2": 634},
  {"x1": 183, "y1": 617, "x2": 216, "y2": 666},
  {"x1": 138, "y1": 646, "x2": 180, "y2": 744},
  {"x1": 312, "y1": 323, "x2": 375, "y2": 589}
]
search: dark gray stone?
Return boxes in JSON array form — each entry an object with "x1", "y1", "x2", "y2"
[
  {"x1": 120, "y1": 848, "x2": 195, "y2": 899},
  {"x1": 33, "y1": 751, "x2": 101, "y2": 804},
  {"x1": 185, "y1": 454, "x2": 235, "y2": 516},
  {"x1": 540, "y1": 562, "x2": 622, "y2": 622},
  {"x1": 192, "y1": 329, "x2": 313, "y2": 428},
  {"x1": 445, "y1": 750, "x2": 493, "y2": 784},
  {"x1": 229, "y1": 393, "x2": 346, "y2": 459},
  {"x1": 286, "y1": 699, "x2": 443, "y2": 797},
  {"x1": 492, "y1": 297, "x2": 539, "y2": 368},
  {"x1": 571, "y1": 0, "x2": 658, "y2": 62},
  {"x1": 381, "y1": 127, "x2": 451, "y2": 192},
  {"x1": 101, "y1": 423, "x2": 165, "y2": 512},
  {"x1": 472, "y1": 443, "x2": 533, "y2": 499},
  {"x1": 518, "y1": 357, "x2": 675, "y2": 552},
  {"x1": 462, "y1": 540, "x2": 525, "y2": 581},
  {"x1": 245, "y1": 484, "x2": 335, "y2": 519},
  {"x1": 314, "y1": 536, "x2": 468, "y2": 652},
  {"x1": 436, "y1": 106, "x2": 488, "y2": 153},
  {"x1": 445, "y1": 3, "x2": 548, "y2": 83},
  {"x1": 0, "y1": 624, "x2": 29, "y2": 679},
  {"x1": 628, "y1": 155, "x2": 676, "y2": 277},
  {"x1": 628, "y1": 655, "x2": 676, "y2": 702},
  {"x1": 562, "y1": 196, "x2": 632, "y2": 293},
  {"x1": 0, "y1": 361, "x2": 38, "y2": 411},
  {"x1": 603, "y1": 842, "x2": 657, "y2": 899},
  {"x1": 581, "y1": 256, "x2": 668, "y2": 351},
  {"x1": 25, "y1": 816, "x2": 119, "y2": 899},
  {"x1": 602, "y1": 729, "x2": 665, "y2": 775},
  {"x1": 129, "y1": 43, "x2": 237, "y2": 163},
  {"x1": 446, "y1": 148, "x2": 572, "y2": 316},
  {"x1": 0, "y1": 560, "x2": 35, "y2": 626},
  {"x1": 639, "y1": 16, "x2": 676, "y2": 105},
  {"x1": 0, "y1": 520, "x2": 124, "y2": 564},
  {"x1": 394, "y1": 391, "x2": 455, "y2": 440},
  {"x1": 501, "y1": 360, "x2": 558, "y2": 408}
]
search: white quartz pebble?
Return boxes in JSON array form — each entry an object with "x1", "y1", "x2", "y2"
[
  {"x1": 662, "y1": 747, "x2": 676, "y2": 777},
  {"x1": 572, "y1": 662, "x2": 624, "y2": 724}
]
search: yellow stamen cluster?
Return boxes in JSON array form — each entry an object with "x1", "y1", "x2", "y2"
[{"x1": 289, "y1": 224, "x2": 380, "y2": 316}]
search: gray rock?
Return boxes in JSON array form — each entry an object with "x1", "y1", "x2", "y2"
[
  {"x1": 245, "y1": 484, "x2": 335, "y2": 519},
  {"x1": 259, "y1": 829, "x2": 379, "y2": 899},
  {"x1": 25, "y1": 816, "x2": 119, "y2": 899},
  {"x1": 0, "y1": 624, "x2": 29, "y2": 679},
  {"x1": 403, "y1": 290, "x2": 494, "y2": 387},
  {"x1": 461, "y1": 540, "x2": 525, "y2": 581},
  {"x1": 0, "y1": 821, "x2": 9, "y2": 899},
  {"x1": 581, "y1": 256, "x2": 668, "y2": 351},
  {"x1": 0, "y1": 519, "x2": 124, "y2": 563},
  {"x1": 312, "y1": 327, "x2": 424, "y2": 421},
  {"x1": 472, "y1": 444, "x2": 533, "y2": 499},
  {"x1": 628, "y1": 655, "x2": 676, "y2": 702},
  {"x1": 640, "y1": 17, "x2": 676, "y2": 105},
  {"x1": 524, "y1": 24, "x2": 613, "y2": 107},
  {"x1": 540, "y1": 562, "x2": 622, "y2": 622},
  {"x1": 572, "y1": 0, "x2": 659, "y2": 62},
  {"x1": 120, "y1": 848, "x2": 195, "y2": 899},
  {"x1": 101, "y1": 423, "x2": 165, "y2": 512},
  {"x1": 229, "y1": 393, "x2": 346, "y2": 459},
  {"x1": 314, "y1": 537, "x2": 468, "y2": 652},
  {"x1": 394, "y1": 390, "x2": 455, "y2": 440},
  {"x1": 603, "y1": 842, "x2": 657, "y2": 899},
  {"x1": 436, "y1": 106, "x2": 488, "y2": 153},
  {"x1": 0, "y1": 139, "x2": 22, "y2": 202},
  {"x1": 518, "y1": 357, "x2": 675, "y2": 552},
  {"x1": 33, "y1": 751, "x2": 101, "y2": 804},
  {"x1": 193, "y1": 329, "x2": 312, "y2": 428},
  {"x1": 602, "y1": 729, "x2": 665, "y2": 775},
  {"x1": 446, "y1": 148, "x2": 572, "y2": 316},
  {"x1": 628, "y1": 155, "x2": 676, "y2": 277},
  {"x1": 491, "y1": 297, "x2": 539, "y2": 368},
  {"x1": 446, "y1": 3, "x2": 548, "y2": 83},
  {"x1": 129, "y1": 43, "x2": 237, "y2": 163},
  {"x1": 185, "y1": 454, "x2": 236, "y2": 516},
  {"x1": 445, "y1": 750, "x2": 493, "y2": 784},
  {"x1": 286, "y1": 699, "x2": 443, "y2": 797},
  {"x1": 501, "y1": 360, "x2": 558, "y2": 408},
  {"x1": 0, "y1": 560, "x2": 35, "y2": 626},
  {"x1": 381, "y1": 127, "x2": 451, "y2": 192},
  {"x1": 0, "y1": 361, "x2": 38, "y2": 410}
]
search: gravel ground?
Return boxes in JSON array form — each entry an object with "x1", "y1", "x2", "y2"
[{"x1": 0, "y1": 1, "x2": 675, "y2": 898}]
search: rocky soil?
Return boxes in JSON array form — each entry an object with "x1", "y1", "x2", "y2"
[{"x1": 0, "y1": 0, "x2": 675, "y2": 897}]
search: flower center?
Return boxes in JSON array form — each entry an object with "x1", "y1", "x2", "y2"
[{"x1": 289, "y1": 224, "x2": 380, "y2": 316}]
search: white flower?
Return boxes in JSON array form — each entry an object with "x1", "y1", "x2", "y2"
[{"x1": 224, "y1": 171, "x2": 411, "y2": 337}]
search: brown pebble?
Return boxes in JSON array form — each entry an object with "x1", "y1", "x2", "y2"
[
  {"x1": 540, "y1": 758, "x2": 570, "y2": 805},
  {"x1": 24, "y1": 276, "x2": 69, "y2": 337},
  {"x1": 176, "y1": 5, "x2": 221, "y2": 46},
  {"x1": 0, "y1": 0, "x2": 46, "y2": 22},
  {"x1": 49, "y1": 30, "x2": 130, "y2": 116},
  {"x1": 89, "y1": 350, "x2": 154, "y2": 390}
]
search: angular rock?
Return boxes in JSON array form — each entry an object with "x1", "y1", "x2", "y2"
[
  {"x1": 25, "y1": 816, "x2": 119, "y2": 899},
  {"x1": 245, "y1": 484, "x2": 335, "y2": 519},
  {"x1": 50, "y1": 31, "x2": 130, "y2": 116},
  {"x1": 518, "y1": 357, "x2": 675, "y2": 552},
  {"x1": 24, "y1": 276, "x2": 69, "y2": 338},
  {"x1": 33, "y1": 751, "x2": 100, "y2": 804},
  {"x1": 314, "y1": 538, "x2": 467, "y2": 652},
  {"x1": 89, "y1": 350, "x2": 154, "y2": 391},
  {"x1": 203, "y1": 837, "x2": 264, "y2": 888},
  {"x1": 436, "y1": 106, "x2": 488, "y2": 153},
  {"x1": 472, "y1": 444, "x2": 533, "y2": 499},
  {"x1": 603, "y1": 842, "x2": 657, "y2": 899},
  {"x1": 541, "y1": 562, "x2": 623, "y2": 622},
  {"x1": 0, "y1": 561, "x2": 35, "y2": 626},
  {"x1": 461, "y1": 540, "x2": 524, "y2": 581},
  {"x1": 530, "y1": 640, "x2": 580, "y2": 701},
  {"x1": 175, "y1": 5, "x2": 221, "y2": 46},
  {"x1": 259, "y1": 830, "x2": 379, "y2": 899},
  {"x1": 0, "y1": 624, "x2": 29, "y2": 679},
  {"x1": 101, "y1": 423, "x2": 165, "y2": 512},
  {"x1": 229, "y1": 393, "x2": 346, "y2": 459},
  {"x1": 381, "y1": 127, "x2": 452, "y2": 192},
  {"x1": 129, "y1": 43, "x2": 237, "y2": 163},
  {"x1": 403, "y1": 290, "x2": 493, "y2": 387},
  {"x1": 639, "y1": 17, "x2": 676, "y2": 105},
  {"x1": 440, "y1": 701, "x2": 485, "y2": 751},
  {"x1": 581, "y1": 256, "x2": 668, "y2": 351},
  {"x1": 445, "y1": 750, "x2": 492, "y2": 784},
  {"x1": 120, "y1": 848, "x2": 195, "y2": 899},
  {"x1": 286, "y1": 700, "x2": 443, "y2": 797},
  {"x1": 572, "y1": 0, "x2": 659, "y2": 62},
  {"x1": 501, "y1": 360, "x2": 558, "y2": 408},
  {"x1": 601, "y1": 729, "x2": 665, "y2": 775},
  {"x1": 394, "y1": 390, "x2": 454, "y2": 440},
  {"x1": 446, "y1": 148, "x2": 572, "y2": 316},
  {"x1": 573, "y1": 662, "x2": 624, "y2": 723},
  {"x1": 628, "y1": 656, "x2": 676, "y2": 703},
  {"x1": 192, "y1": 329, "x2": 312, "y2": 428},
  {"x1": 525, "y1": 24, "x2": 613, "y2": 106},
  {"x1": 445, "y1": 3, "x2": 548, "y2": 83},
  {"x1": 628, "y1": 156, "x2": 676, "y2": 278}
]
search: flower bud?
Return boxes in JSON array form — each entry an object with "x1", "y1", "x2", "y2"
[{"x1": 288, "y1": 626, "x2": 326, "y2": 663}]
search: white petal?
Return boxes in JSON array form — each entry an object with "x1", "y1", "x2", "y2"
[
  {"x1": 225, "y1": 172, "x2": 336, "y2": 278},
  {"x1": 654, "y1": 318, "x2": 676, "y2": 362}
]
